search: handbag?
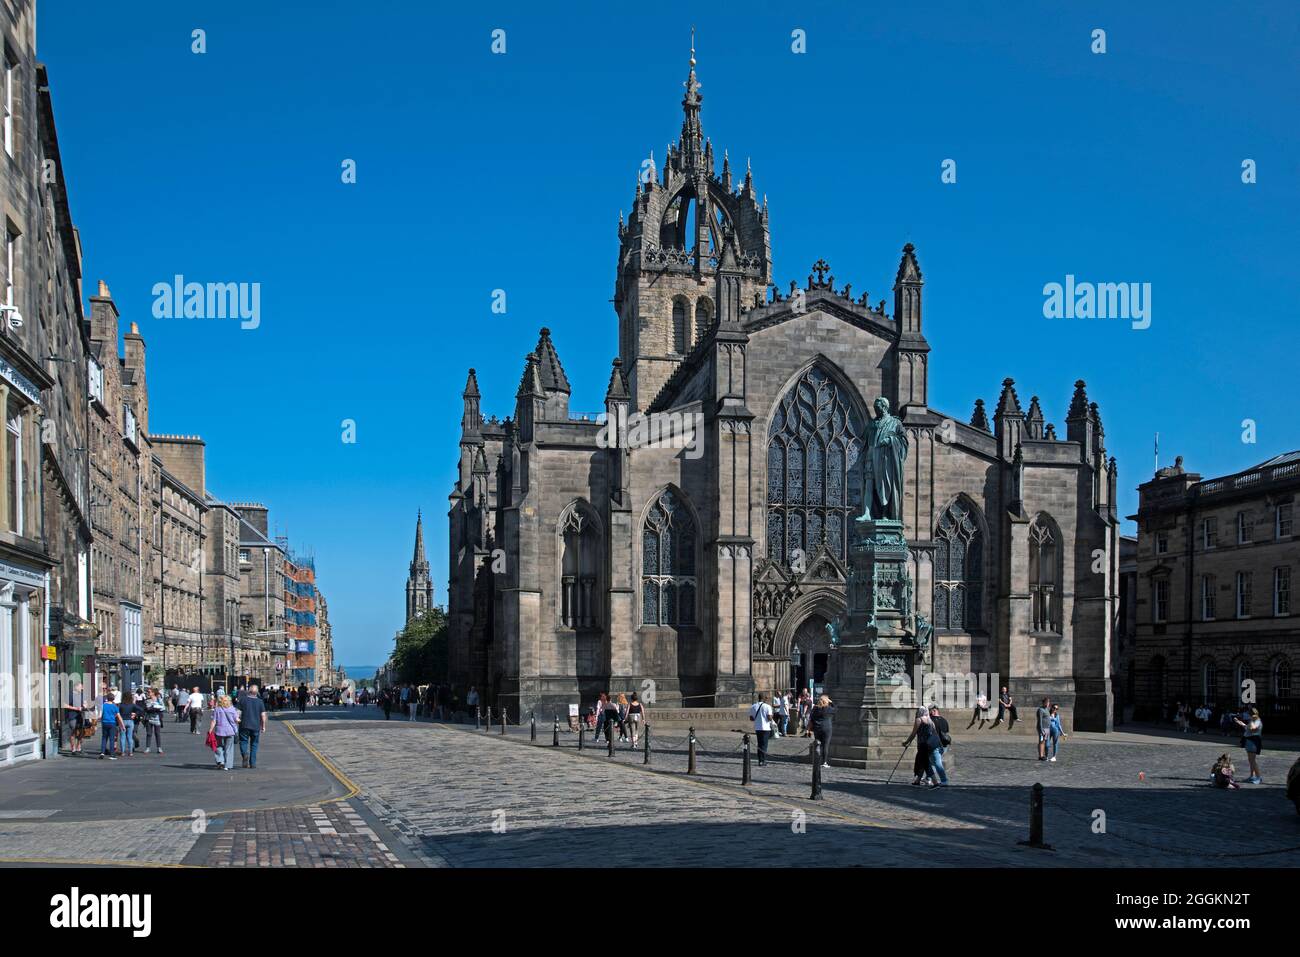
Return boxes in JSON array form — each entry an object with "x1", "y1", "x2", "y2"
[{"x1": 205, "y1": 730, "x2": 218, "y2": 752}]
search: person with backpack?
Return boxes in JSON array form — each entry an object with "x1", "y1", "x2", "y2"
[
  {"x1": 927, "y1": 704, "x2": 951, "y2": 785},
  {"x1": 749, "y1": 694, "x2": 774, "y2": 767}
]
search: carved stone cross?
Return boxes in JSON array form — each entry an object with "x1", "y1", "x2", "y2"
[{"x1": 811, "y1": 259, "x2": 831, "y2": 286}]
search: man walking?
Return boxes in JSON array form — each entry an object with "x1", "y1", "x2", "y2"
[
  {"x1": 238, "y1": 682, "x2": 268, "y2": 769},
  {"x1": 297, "y1": 682, "x2": 309, "y2": 714},
  {"x1": 186, "y1": 686, "x2": 204, "y2": 734},
  {"x1": 1036, "y1": 697, "x2": 1052, "y2": 761},
  {"x1": 749, "y1": 694, "x2": 774, "y2": 767}
]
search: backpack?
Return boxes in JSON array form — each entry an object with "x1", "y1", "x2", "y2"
[{"x1": 935, "y1": 719, "x2": 952, "y2": 747}]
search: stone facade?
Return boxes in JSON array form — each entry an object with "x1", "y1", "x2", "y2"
[
  {"x1": 233, "y1": 503, "x2": 288, "y2": 684},
  {"x1": 1128, "y1": 452, "x2": 1299, "y2": 728},
  {"x1": 446, "y1": 54, "x2": 1121, "y2": 729},
  {"x1": 150, "y1": 450, "x2": 205, "y2": 674}
]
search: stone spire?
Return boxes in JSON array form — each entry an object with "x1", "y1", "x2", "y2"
[
  {"x1": 679, "y1": 29, "x2": 704, "y2": 167},
  {"x1": 461, "y1": 368, "x2": 482, "y2": 437},
  {"x1": 994, "y1": 378, "x2": 1025, "y2": 459},
  {"x1": 604, "y1": 357, "x2": 630, "y2": 401},
  {"x1": 970, "y1": 398, "x2": 990, "y2": 432},
  {"x1": 893, "y1": 242, "x2": 924, "y2": 335},
  {"x1": 406, "y1": 510, "x2": 434, "y2": 622},
  {"x1": 1026, "y1": 395, "x2": 1045, "y2": 440},
  {"x1": 533, "y1": 327, "x2": 571, "y2": 394}
]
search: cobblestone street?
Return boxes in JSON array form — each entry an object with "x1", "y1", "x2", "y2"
[{"x1": 2, "y1": 706, "x2": 1298, "y2": 868}]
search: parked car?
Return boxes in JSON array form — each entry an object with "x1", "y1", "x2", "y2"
[{"x1": 1287, "y1": 755, "x2": 1300, "y2": 815}]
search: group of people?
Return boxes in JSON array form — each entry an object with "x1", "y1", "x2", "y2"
[
  {"x1": 749, "y1": 690, "x2": 836, "y2": 768},
  {"x1": 588, "y1": 692, "x2": 646, "y2": 746}
]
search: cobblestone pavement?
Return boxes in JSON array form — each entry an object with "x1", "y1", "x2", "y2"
[
  {"x1": 295, "y1": 709, "x2": 1300, "y2": 867},
  {"x1": 195, "y1": 801, "x2": 406, "y2": 867}
]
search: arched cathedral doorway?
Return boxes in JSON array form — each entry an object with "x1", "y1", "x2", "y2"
[{"x1": 789, "y1": 613, "x2": 832, "y2": 694}]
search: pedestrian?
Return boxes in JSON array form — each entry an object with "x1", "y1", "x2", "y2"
[
  {"x1": 603, "y1": 693, "x2": 620, "y2": 744},
  {"x1": 1047, "y1": 704, "x2": 1065, "y2": 762},
  {"x1": 903, "y1": 706, "x2": 940, "y2": 788},
  {"x1": 144, "y1": 688, "x2": 165, "y2": 754},
  {"x1": 1035, "y1": 697, "x2": 1052, "y2": 760},
  {"x1": 297, "y1": 683, "x2": 309, "y2": 714},
  {"x1": 616, "y1": 693, "x2": 629, "y2": 742},
  {"x1": 772, "y1": 690, "x2": 787, "y2": 738},
  {"x1": 186, "y1": 686, "x2": 204, "y2": 734},
  {"x1": 210, "y1": 694, "x2": 240, "y2": 771},
  {"x1": 169, "y1": 685, "x2": 181, "y2": 717},
  {"x1": 64, "y1": 681, "x2": 87, "y2": 755},
  {"x1": 799, "y1": 688, "x2": 813, "y2": 737},
  {"x1": 592, "y1": 693, "x2": 609, "y2": 742},
  {"x1": 749, "y1": 694, "x2": 774, "y2": 767},
  {"x1": 626, "y1": 692, "x2": 644, "y2": 747},
  {"x1": 120, "y1": 692, "x2": 140, "y2": 758},
  {"x1": 968, "y1": 691, "x2": 990, "y2": 730},
  {"x1": 1232, "y1": 707, "x2": 1264, "y2": 784},
  {"x1": 237, "y1": 682, "x2": 268, "y2": 769},
  {"x1": 992, "y1": 686, "x2": 1018, "y2": 729},
  {"x1": 1211, "y1": 753, "x2": 1241, "y2": 790},
  {"x1": 809, "y1": 694, "x2": 835, "y2": 768},
  {"x1": 466, "y1": 685, "x2": 480, "y2": 720},
  {"x1": 98, "y1": 690, "x2": 124, "y2": 760},
  {"x1": 927, "y1": 704, "x2": 951, "y2": 785}
]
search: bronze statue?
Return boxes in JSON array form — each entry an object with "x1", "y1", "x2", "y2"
[{"x1": 856, "y1": 396, "x2": 908, "y2": 523}]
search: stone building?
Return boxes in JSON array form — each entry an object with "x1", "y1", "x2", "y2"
[
  {"x1": 149, "y1": 443, "x2": 206, "y2": 677},
  {"x1": 445, "y1": 52, "x2": 1121, "y2": 729},
  {"x1": 315, "y1": 587, "x2": 333, "y2": 687},
  {"x1": 406, "y1": 510, "x2": 433, "y2": 622},
  {"x1": 233, "y1": 503, "x2": 287, "y2": 684},
  {"x1": 1129, "y1": 452, "x2": 1298, "y2": 728},
  {"x1": 87, "y1": 285, "x2": 150, "y2": 690},
  {"x1": 284, "y1": 552, "x2": 316, "y2": 685}
]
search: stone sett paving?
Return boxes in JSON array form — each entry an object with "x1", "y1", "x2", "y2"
[
  {"x1": 298, "y1": 715, "x2": 1300, "y2": 868},
  {"x1": 0, "y1": 817, "x2": 199, "y2": 866},
  {"x1": 201, "y1": 800, "x2": 403, "y2": 868}
]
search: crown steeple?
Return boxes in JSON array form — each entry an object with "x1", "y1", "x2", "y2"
[{"x1": 680, "y1": 29, "x2": 704, "y2": 166}]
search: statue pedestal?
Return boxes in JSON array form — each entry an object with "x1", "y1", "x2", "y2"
[{"x1": 826, "y1": 519, "x2": 924, "y2": 767}]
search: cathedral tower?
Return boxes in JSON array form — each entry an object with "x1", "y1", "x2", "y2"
[
  {"x1": 613, "y1": 39, "x2": 772, "y2": 409},
  {"x1": 406, "y1": 510, "x2": 434, "y2": 622}
]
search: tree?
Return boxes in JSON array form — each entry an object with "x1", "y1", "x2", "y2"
[{"x1": 391, "y1": 608, "x2": 449, "y2": 685}]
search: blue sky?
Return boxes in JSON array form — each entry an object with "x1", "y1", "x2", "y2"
[{"x1": 37, "y1": 1, "x2": 1299, "y2": 666}]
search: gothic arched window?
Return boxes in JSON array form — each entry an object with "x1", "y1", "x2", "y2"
[
  {"x1": 641, "y1": 489, "x2": 697, "y2": 626},
  {"x1": 767, "y1": 365, "x2": 864, "y2": 565},
  {"x1": 694, "y1": 298, "x2": 713, "y2": 346},
  {"x1": 933, "y1": 501, "x2": 983, "y2": 631},
  {"x1": 560, "y1": 505, "x2": 600, "y2": 629},
  {"x1": 671, "y1": 299, "x2": 689, "y2": 354},
  {"x1": 1029, "y1": 515, "x2": 1061, "y2": 633}
]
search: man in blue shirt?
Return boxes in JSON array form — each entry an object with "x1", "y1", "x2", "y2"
[
  {"x1": 98, "y1": 691, "x2": 125, "y2": 760},
  {"x1": 237, "y1": 683, "x2": 268, "y2": 768}
]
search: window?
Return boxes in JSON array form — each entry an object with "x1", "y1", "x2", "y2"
[
  {"x1": 671, "y1": 298, "x2": 688, "y2": 354},
  {"x1": 694, "y1": 298, "x2": 713, "y2": 346},
  {"x1": 559, "y1": 505, "x2": 600, "y2": 628},
  {"x1": 1202, "y1": 660, "x2": 1218, "y2": 703},
  {"x1": 1202, "y1": 516, "x2": 1218, "y2": 549},
  {"x1": 766, "y1": 364, "x2": 864, "y2": 565},
  {"x1": 641, "y1": 488, "x2": 696, "y2": 626},
  {"x1": 88, "y1": 357, "x2": 104, "y2": 404},
  {"x1": 1156, "y1": 533, "x2": 1168, "y2": 555},
  {"x1": 1201, "y1": 574, "x2": 1216, "y2": 621},
  {"x1": 1236, "y1": 571, "x2": 1252, "y2": 619},
  {"x1": 1275, "y1": 567, "x2": 1291, "y2": 616},
  {"x1": 1275, "y1": 660, "x2": 1293, "y2": 699},
  {"x1": 6, "y1": 405, "x2": 20, "y2": 535},
  {"x1": 3, "y1": 51, "x2": 13, "y2": 158},
  {"x1": 933, "y1": 501, "x2": 983, "y2": 631},
  {"x1": 239, "y1": 549, "x2": 250, "y2": 564},
  {"x1": 1152, "y1": 578, "x2": 1169, "y2": 623},
  {"x1": 1237, "y1": 511, "x2": 1253, "y2": 545},
  {"x1": 3, "y1": 226, "x2": 15, "y2": 307},
  {"x1": 1278, "y1": 503, "x2": 1293, "y2": 539},
  {"x1": 1029, "y1": 517, "x2": 1060, "y2": 633}
]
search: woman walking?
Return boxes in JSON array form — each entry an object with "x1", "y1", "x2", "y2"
[
  {"x1": 626, "y1": 692, "x2": 644, "y2": 747},
  {"x1": 64, "y1": 681, "x2": 87, "y2": 755},
  {"x1": 143, "y1": 688, "x2": 165, "y2": 754},
  {"x1": 119, "y1": 692, "x2": 139, "y2": 758},
  {"x1": 809, "y1": 694, "x2": 836, "y2": 768},
  {"x1": 1233, "y1": 707, "x2": 1265, "y2": 784},
  {"x1": 1047, "y1": 704, "x2": 1065, "y2": 762},
  {"x1": 903, "y1": 706, "x2": 939, "y2": 788},
  {"x1": 616, "y1": 693, "x2": 629, "y2": 742},
  {"x1": 798, "y1": 689, "x2": 813, "y2": 737},
  {"x1": 98, "y1": 691, "x2": 123, "y2": 760},
  {"x1": 209, "y1": 694, "x2": 240, "y2": 771},
  {"x1": 603, "y1": 693, "x2": 621, "y2": 745}
]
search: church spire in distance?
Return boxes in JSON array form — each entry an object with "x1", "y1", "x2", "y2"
[{"x1": 406, "y1": 510, "x2": 433, "y2": 622}]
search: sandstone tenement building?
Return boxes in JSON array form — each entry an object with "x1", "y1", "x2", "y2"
[
  {"x1": 445, "y1": 52, "x2": 1122, "y2": 729},
  {"x1": 1129, "y1": 452, "x2": 1298, "y2": 727}
]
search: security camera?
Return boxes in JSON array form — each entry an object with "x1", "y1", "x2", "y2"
[{"x1": 0, "y1": 305, "x2": 22, "y2": 330}]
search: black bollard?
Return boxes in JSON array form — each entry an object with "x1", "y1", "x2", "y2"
[
  {"x1": 742, "y1": 733, "x2": 752, "y2": 785},
  {"x1": 643, "y1": 723, "x2": 651, "y2": 765},
  {"x1": 688, "y1": 726, "x2": 697, "y2": 775},
  {"x1": 552, "y1": 716, "x2": 559, "y2": 747},
  {"x1": 530, "y1": 714, "x2": 536, "y2": 742},
  {"x1": 1017, "y1": 782, "x2": 1054, "y2": 850},
  {"x1": 475, "y1": 707, "x2": 481, "y2": 730},
  {"x1": 810, "y1": 740, "x2": 823, "y2": 800},
  {"x1": 607, "y1": 728, "x2": 615, "y2": 757},
  {"x1": 484, "y1": 705, "x2": 491, "y2": 731},
  {"x1": 500, "y1": 705, "x2": 506, "y2": 734},
  {"x1": 579, "y1": 724, "x2": 585, "y2": 751}
]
